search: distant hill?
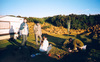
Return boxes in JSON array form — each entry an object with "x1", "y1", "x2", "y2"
[{"x1": 25, "y1": 14, "x2": 100, "y2": 30}]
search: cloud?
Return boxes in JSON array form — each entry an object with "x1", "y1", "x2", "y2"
[
  {"x1": 85, "y1": 9, "x2": 90, "y2": 11},
  {"x1": 77, "y1": 9, "x2": 90, "y2": 13}
]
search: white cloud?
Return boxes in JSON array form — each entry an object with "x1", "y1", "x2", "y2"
[
  {"x1": 85, "y1": 9, "x2": 90, "y2": 11},
  {"x1": 77, "y1": 9, "x2": 90, "y2": 13}
]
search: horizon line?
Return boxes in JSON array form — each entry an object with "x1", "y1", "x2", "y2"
[{"x1": 1, "y1": 13, "x2": 100, "y2": 18}]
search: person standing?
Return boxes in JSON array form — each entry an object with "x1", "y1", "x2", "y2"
[
  {"x1": 19, "y1": 18, "x2": 29, "y2": 49},
  {"x1": 34, "y1": 21, "x2": 42, "y2": 45}
]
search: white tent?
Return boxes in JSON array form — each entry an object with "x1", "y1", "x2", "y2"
[{"x1": 0, "y1": 16, "x2": 24, "y2": 40}]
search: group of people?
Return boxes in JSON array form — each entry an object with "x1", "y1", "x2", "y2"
[
  {"x1": 19, "y1": 18, "x2": 86, "y2": 54},
  {"x1": 19, "y1": 18, "x2": 52, "y2": 54}
]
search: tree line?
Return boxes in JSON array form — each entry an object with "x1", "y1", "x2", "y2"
[
  {"x1": 11, "y1": 14, "x2": 100, "y2": 29},
  {"x1": 45, "y1": 14, "x2": 100, "y2": 29}
]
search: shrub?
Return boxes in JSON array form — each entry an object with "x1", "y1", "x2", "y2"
[{"x1": 27, "y1": 17, "x2": 45, "y2": 24}]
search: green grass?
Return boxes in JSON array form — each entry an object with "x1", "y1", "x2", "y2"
[
  {"x1": 0, "y1": 31, "x2": 100, "y2": 62},
  {"x1": 0, "y1": 40, "x2": 12, "y2": 48}
]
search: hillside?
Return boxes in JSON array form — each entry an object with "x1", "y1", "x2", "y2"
[
  {"x1": 28, "y1": 22, "x2": 86, "y2": 35},
  {"x1": 27, "y1": 22, "x2": 100, "y2": 61},
  {"x1": 0, "y1": 22, "x2": 100, "y2": 62}
]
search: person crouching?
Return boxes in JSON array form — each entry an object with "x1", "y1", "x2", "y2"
[
  {"x1": 39, "y1": 36, "x2": 52, "y2": 54},
  {"x1": 68, "y1": 38, "x2": 87, "y2": 52}
]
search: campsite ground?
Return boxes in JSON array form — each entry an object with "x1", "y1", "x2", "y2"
[{"x1": 0, "y1": 22, "x2": 100, "y2": 62}]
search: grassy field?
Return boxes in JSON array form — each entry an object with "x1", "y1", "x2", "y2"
[{"x1": 0, "y1": 22, "x2": 100, "y2": 62}]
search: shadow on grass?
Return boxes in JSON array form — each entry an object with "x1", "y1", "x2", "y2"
[
  {"x1": 59, "y1": 51, "x2": 88, "y2": 62},
  {"x1": 75, "y1": 30, "x2": 100, "y2": 62},
  {"x1": 63, "y1": 34, "x2": 75, "y2": 37},
  {"x1": 76, "y1": 30, "x2": 100, "y2": 50},
  {"x1": 76, "y1": 35, "x2": 87, "y2": 44},
  {"x1": 8, "y1": 38, "x2": 21, "y2": 46},
  {"x1": 2, "y1": 31, "x2": 99, "y2": 62},
  {"x1": 86, "y1": 30, "x2": 100, "y2": 50},
  {"x1": 42, "y1": 34, "x2": 66, "y2": 50},
  {"x1": 76, "y1": 31, "x2": 87, "y2": 43},
  {"x1": 0, "y1": 44, "x2": 58, "y2": 62}
]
